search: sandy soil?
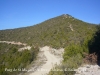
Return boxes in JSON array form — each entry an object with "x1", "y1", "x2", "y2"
[
  {"x1": 0, "y1": 41, "x2": 26, "y2": 46},
  {"x1": 27, "y1": 46, "x2": 64, "y2": 75},
  {"x1": 18, "y1": 46, "x2": 31, "y2": 51},
  {"x1": 75, "y1": 65, "x2": 100, "y2": 75}
]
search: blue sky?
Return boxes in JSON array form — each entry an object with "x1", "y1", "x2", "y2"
[{"x1": 0, "y1": 0, "x2": 100, "y2": 30}]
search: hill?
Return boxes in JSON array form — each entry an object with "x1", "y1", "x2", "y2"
[
  {"x1": 0, "y1": 14, "x2": 99, "y2": 75},
  {"x1": 0, "y1": 14, "x2": 97, "y2": 48}
]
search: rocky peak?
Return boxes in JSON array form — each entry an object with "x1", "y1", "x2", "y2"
[{"x1": 62, "y1": 14, "x2": 72, "y2": 18}]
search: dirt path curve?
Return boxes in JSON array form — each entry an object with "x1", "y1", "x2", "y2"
[
  {"x1": 0, "y1": 41, "x2": 31, "y2": 51},
  {"x1": 0, "y1": 41, "x2": 26, "y2": 46},
  {"x1": 29, "y1": 46, "x2": 62, "y2": 75}
]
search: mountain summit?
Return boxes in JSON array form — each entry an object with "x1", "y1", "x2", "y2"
[{"x1": 62, "y1": 14, "x2": 73, "y2": 18}]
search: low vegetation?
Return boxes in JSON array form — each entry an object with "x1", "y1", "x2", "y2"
[
  {"x1": 0, "y1": 14, "x2": 97, "y2": 48},
  {"x1": 0, "y1": 14, "x2": 99, "y2": 75},
  {"x1": 48, "y1": 26, "x2": 100, "y2": 75},
  {"x1": 0, "y1": 43, "x2": 39, "y2": 75}
]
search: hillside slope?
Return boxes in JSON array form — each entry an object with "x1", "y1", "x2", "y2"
[
  {"x1": 0, "y1": 14, "x2": 97, "y2": 48},
  {"x1": 0, "y1": 14, "x2": 99, "y2": 75}
]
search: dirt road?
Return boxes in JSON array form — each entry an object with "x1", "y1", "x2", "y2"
[
  {"x1": 0, "y1": 41, "x2": 31, "y2": 51},
  {"x1": 29, "y1": 46, "x2": 63, "y2": 75}
]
